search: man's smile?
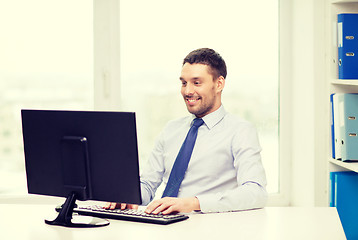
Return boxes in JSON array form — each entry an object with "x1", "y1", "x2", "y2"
[{"x1": 186, "y1": 96, "x2": 201, "y2": 106}]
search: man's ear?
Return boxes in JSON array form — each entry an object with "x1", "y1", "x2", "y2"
[{"x1": 216, "y1": 76, "x2": 225, "y2": 93}]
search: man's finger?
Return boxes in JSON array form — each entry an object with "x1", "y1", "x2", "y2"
[
  {"x1": 152, "y1": 201, "x2": 170, "y2": 214},
  {"x1": 145, "y1": 199, "x2": 162, "y2": 214},
  {"x1": 104, "y1": 202, "x2": 118, "y2": 210},
  {"x1": 162, "y1": 205, "x2": 177, "y2": 215},
  {"x1": 104, "y1": 202, "x2": 114, "y2": 209},
  {"x1": 128, "y1": 204, "x2": 139, "y2": 210}
]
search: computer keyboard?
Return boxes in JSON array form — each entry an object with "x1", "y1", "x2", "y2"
[{"x1": 57, "y1": 205, "x2": 189, "y2": 225}]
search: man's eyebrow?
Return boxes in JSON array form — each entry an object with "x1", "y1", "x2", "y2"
[{"x1": 180, "y1": 77, "x2": 201, "y2": 81}]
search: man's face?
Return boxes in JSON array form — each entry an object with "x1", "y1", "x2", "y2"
[{"x1": 180, "y1": 63, "x2": 224, "y2": 118}]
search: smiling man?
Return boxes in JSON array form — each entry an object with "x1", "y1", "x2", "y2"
[
  {"x1": 180, "y1": 61, "x2": 224, "y2": 118},
  {"x1": 106, "y1": 48, "x2": 267, "y2": 214}
]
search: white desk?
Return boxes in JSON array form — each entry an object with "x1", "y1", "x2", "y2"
[{"x1": 0, "y1": 204, "x2": 346, "y2": 240}]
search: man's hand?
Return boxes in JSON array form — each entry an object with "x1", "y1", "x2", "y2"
[
  {"x1": 145, "y1": 197, "x2": 200, "y2": 215},
  {"x1": 104, "y1": 202, "x2": 138, "y2": 210}
]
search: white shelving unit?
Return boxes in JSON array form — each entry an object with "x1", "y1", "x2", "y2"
[
  {"x1": 330, "y1": 158, "x2": 358, "y2": 172},
  {"x1": 331, "y1": 80, "x2": 358, "y2": 85},
  {"x1": 328, "y1": 0, "x2": 358, "y2": 173}
]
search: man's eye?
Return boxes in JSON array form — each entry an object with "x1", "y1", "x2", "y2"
[{"x1": 181, "y1": 82, "x2": 187, "y2": 86}]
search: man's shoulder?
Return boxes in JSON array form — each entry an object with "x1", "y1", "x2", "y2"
[
  {"x1": 156, "y1": 116, "x2": 192, "y2": 141},
  {"x1": 164, "y1": 115, "x2": 192, "y2": 129},
  {"x1": 218, "y1": 112, "x2": 259, "y2": 140},
  {"x1": 223, "y1": 112, "x2": 255, "y2": 129}
]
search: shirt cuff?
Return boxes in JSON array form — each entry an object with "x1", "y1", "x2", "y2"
[{"x1": 196, "y1": 193, "x2": 223, "y2": 213}]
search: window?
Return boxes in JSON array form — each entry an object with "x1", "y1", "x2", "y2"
[
  {"x1": 118, "y1": 0, "x2": 279, "y2": 194},
  {"x1": 0, "y1": 0, "x2": 93, "y2": 195},
  {"x1": 1, "y1": 0, "x2": 280, "y2": 200}
]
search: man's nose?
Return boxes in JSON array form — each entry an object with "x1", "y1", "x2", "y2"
[{"x1": 185, "y1": 83, "x2": 194, "y2": 95}]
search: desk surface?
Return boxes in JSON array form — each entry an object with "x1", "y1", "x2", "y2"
[{"x1": 0, "y1": 204, "x2": 346, "y2": 240}]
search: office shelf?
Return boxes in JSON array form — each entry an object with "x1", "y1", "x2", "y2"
[
  {"x1": 330, "y1": 159, "x2": 358, "y2": 172},
  {"x1": 331, "y1": 80, "x2": 358, "y2": 85},
  {"x1": 332, "y1": 0, "x2": 358, "y2": 4},
  {"x1": 327, "y1": 0, "x2": 358, "y2": 198}
]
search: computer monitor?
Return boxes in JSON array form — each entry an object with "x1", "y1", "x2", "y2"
[{"x1": 21, "y1": 109, "x2": 142, "y2": 228}]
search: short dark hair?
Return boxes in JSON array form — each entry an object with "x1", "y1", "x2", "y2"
[{"x1": 183, "y1": 48, "x2": 227, "y2": 79}]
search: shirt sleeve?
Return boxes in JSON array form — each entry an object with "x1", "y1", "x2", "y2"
[
  {"x1": 139, "y1": 130, "x2": 166, "y2": 206},
  {"x1": 196, "y1": 123, "x2": 268, "y2": 213}
]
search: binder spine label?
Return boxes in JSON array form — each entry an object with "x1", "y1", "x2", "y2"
[{"x1": 338, "y1": 22, "x2": 343, "y2": 48}]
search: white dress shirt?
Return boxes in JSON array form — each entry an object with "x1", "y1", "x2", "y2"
[{"x1": 140, "y1": 105, "x2": 267, "y2": 213}]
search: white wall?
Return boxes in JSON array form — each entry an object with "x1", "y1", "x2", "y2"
[
  {"x1": 288, "y1": 0, "x2": 328, "y2": 206},
  {"x1": 290, "y1": 0, "x2": 315, "y2": 206}
]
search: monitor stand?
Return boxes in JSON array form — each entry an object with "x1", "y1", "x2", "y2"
[{"x1": 45, "y1": 192, "x2": 109, "y2": 228}]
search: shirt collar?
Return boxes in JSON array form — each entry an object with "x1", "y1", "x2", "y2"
[{"x1": 191, "y1": 105, "x2": 226, "y2": 130}]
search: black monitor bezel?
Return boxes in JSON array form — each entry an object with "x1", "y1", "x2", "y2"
[{"x1": 21, "y1": 109, "x2": 142, "y2": 227}]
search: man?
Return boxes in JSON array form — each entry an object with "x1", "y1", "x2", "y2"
[{"x1": 106, "y1": 48, "x2": 267, "y2": 214}]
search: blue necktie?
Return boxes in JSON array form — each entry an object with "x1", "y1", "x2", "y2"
[{"x1": 162, "y1": 118, "x2": 204, "y2": 197}]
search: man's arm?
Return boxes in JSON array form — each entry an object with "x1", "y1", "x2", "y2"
[
  {"x1": 196, "y1": 182, "x2": 267, "y2": 213},
  {"x1": 139, "y1": 133, "x2": 166, "y2": 205},
  {"x1": 197, "y1": 124, "x2": 268, "y2": 213},
  {"x1": 144, "y1": 197, "x2": 200, "y2": 214}
]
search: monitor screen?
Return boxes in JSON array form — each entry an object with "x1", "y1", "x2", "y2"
[{"x1": 21, "y1": 109, "x2": 142, "y2": 227}]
